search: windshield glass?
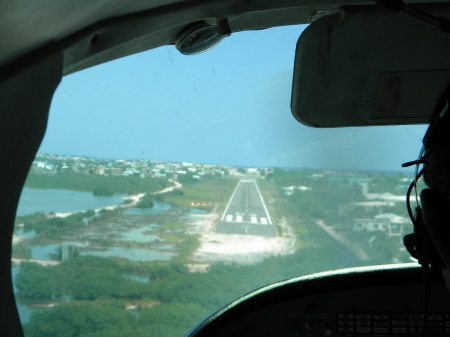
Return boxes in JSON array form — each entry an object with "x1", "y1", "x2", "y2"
[{"x1": 12, "y1": 25, "x2": 427, "y2": 337}]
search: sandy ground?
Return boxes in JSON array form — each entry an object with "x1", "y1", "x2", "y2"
[
  {"x1": 51, "y1": 179, "x2": 183, "y2": 218},
  {"x1": 12, "y1": 235, "x2": 26, "y2": 245},
  {"x1": 190, "y1": 208, "x2": 296, "y2": 265},
  {"x1": 51, "y1": 192, "x2": 145, "y2": 218},
  {"x1": 154, "y1": 179, "x2": 182, "y2": 194},
  {"x1": 12, "y1": 258, "x2": 60, "y2": 266}
]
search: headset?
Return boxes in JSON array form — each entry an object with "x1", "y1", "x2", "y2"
[
  {"x1": 401, "y1": 84, "x2": 450, "y2": 337},
  {"x1": 402, "y1": 84, "x2": 450, "y2": 270}
]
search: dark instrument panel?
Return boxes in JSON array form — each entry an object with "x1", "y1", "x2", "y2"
[{"x1": 184, "y1": 265, "x2": 450, "y2": 337}]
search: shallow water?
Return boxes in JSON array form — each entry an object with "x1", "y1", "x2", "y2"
[
  {"x1": 158, "y1": 244, "x2": 175, "y2": 250},
  {"x1": 15, "y1": 228, "x2": 36, "y2": 239},
  {"x1": 80, "y1": 247, "x2": 176, "y2": 262},
  {"x1": 31, "y1": 244, "x2": 60, "y2": 261},
  {"x1": 120, "y1": 225, "x2": 160, "y2": 243},
  {"x1": 189, "y1": 208, "x2": 208, "y2": 214},
  {"x1": 17, "y1": 188, "x2": 127, "y2": 216},
  {"x1": 123, "y1": 274, "x2": 149, "y2": 283}
]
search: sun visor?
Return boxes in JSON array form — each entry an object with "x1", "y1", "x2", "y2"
[{"x1": 291, "y1": 5, "x2": 450, "y2": 128}]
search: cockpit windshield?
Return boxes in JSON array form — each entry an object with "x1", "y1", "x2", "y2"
[{"x1": 12, "y1": 25, "x2": 428, "y2": 336}]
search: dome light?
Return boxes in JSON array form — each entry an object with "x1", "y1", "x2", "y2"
[{"x1": 176, "y1": 21, "x2": 230, "y2": 55}]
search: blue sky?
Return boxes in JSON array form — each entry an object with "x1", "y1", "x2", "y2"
[{"x1": 42, "y1": 25, "x2": 427, "y2": 171}]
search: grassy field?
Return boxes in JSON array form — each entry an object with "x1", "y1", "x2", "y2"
[
  {"x1": 164, "y1": 178, "x2": 238, "y2": 214},
  {"x1": 257, "y1": 178, "x2": 316, "y2": 249}
]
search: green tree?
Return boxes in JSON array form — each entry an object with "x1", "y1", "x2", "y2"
[
  {"x1": 136, "y1": 194, "x2": 154, "y2": 208},
  {"x1": 12, "y1": 244, "x2": 32, "y2": 259},
  {"x1": 92, "y1": 186, "x2": 114, "y2": 196},
  {"x1": 24, "y1": 303, "x2": 137, "y2": 337}
]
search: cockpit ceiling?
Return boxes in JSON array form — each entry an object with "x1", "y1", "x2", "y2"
[{"x1": 2, "y1": 0, "x2": 448, "y2": 75}]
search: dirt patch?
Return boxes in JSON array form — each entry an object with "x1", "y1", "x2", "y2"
[
  {"x1": 190, "y1": 208, "x2": 295, "y2": 265},
  {"x1": 125, "y1": 300, "x2": 160, "y2": 311},
  {"x1": 186, "y1": 264, "x2": 209, "y2": 273}
]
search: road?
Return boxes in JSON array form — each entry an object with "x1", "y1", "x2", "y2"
[
  {"x1": 216, "y1": 179, "x2": 275, "y2": 236},
  {"x1": 314, "y1": 219, "x2": 369, "y2": 261}
]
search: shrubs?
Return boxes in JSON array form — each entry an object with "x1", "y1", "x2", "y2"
[
  {"x1": 93, "y1": 186, "x2": 114, "y2": 196},
  {"x1": 136, "y1": 194, "x2": 154, "y2": 209}
]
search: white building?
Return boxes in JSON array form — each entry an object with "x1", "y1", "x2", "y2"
[
  {"x1": 281, "y1": 185, "x2": 312, "y2": 196},
  {"x1": 353, "y1": 213, "x2": 407, "y2": 237}
]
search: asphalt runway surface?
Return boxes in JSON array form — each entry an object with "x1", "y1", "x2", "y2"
[{"x1": 216, "y1": 178, "x2": 275, "y2": 236}]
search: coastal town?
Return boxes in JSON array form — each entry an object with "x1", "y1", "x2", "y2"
[{"x1": 30, "y1": 152, "x2": 265, "y2": 180}]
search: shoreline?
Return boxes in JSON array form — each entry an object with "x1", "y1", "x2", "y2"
[
  {"x1": 50, "y1": 192, "x2": 145, "y2": 218},
  {"x1": 13, "y1": 181, "x2": 184, "y2": 250},
  {"x1": 51, "y1": 179, "x2": 183, "y2": 218}
]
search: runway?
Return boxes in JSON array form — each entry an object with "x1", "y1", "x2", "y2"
[{"x1": 216, "y1": 178, "x2": 275, "y2": 236}]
